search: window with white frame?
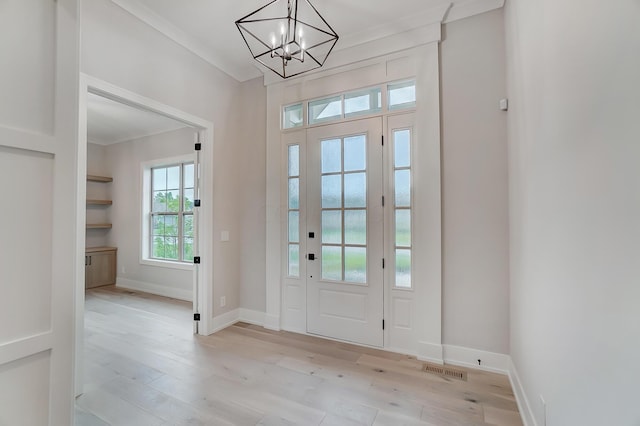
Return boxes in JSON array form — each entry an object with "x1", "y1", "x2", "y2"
[
  {"x1": 149, "y1": 162, "x2": 194, "y2": 263},
  {"x1": 281, "y1": 80, "x2": 415, "y2": 129}
]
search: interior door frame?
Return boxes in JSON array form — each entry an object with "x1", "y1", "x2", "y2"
[{"x1": 75, "y1": 74, "x2": 215, "y2": 396}]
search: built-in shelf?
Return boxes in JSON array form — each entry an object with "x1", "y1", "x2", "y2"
[
  {"x1": 86, "y1": 175, "x2": 113, "y2": 232},
  {"x1": 86, "y1": 223, "x2": 112, "y2": 229},
  {"x1": 85, "y1": 246, "x2": 117, "y2": 253},
  {"x1": 87, "y1": 199, "x2": 113, "y2": 206},
  {"x1": 87, "y1": 175, "x2": 113, "y2": 183}
]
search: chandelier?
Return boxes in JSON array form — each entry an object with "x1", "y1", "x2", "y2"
[{"x1": 236, "y1": 0, "x2": 339, "y2": 79}]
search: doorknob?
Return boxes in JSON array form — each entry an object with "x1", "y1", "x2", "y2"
[{"x1": 308, "y1": 253, "x2": 315, "y2": 261}]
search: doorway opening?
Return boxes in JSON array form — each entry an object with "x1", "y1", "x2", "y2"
[{"x1": 76, "y1": 75, "x2": 215, "y2": 396}]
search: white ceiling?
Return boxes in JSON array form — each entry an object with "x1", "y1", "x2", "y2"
[
  {"x1": 87, "y1": 0, "x2": 503, "y2": 142},
  {"x1": 109, "y1": 0, "x2": 504, "y2": 82},
  {"x1": 87, "y1": 93, "x2": 189, "y2": 145}
]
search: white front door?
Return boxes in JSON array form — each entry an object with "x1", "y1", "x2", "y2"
[
  {"x1": 0, "y1": 0, "x2": 79, "y2": 424},
  {"x1": 306, "y1": 118, "x2": 384, "y2": 347}
]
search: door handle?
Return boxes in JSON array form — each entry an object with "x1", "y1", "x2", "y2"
[{"x1": 308, "y1": 253, "x2": 315, "y2": 261}]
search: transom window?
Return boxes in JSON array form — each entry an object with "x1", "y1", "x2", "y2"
[
  {"x1": 282, "y1": 80, "x2": 416, "y2": 129},
  {"x1": 150, "y1": 162, "x2": 194, "y2": 262}
]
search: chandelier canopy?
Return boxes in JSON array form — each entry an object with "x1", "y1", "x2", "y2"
[{"x1": 235, "y1": 0, "x2": 339, "y2": 79}]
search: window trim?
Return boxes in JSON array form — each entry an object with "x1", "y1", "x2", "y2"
[{"x1": 141, "y1": 155, "x2": 195, "y2": 271}]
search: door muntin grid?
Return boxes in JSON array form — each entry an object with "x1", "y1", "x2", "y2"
[{"x1": 320, "y1": 134, "x2": 368, "y2": 284}]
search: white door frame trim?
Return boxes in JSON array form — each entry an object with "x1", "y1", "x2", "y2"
[
  {"x1": 75, "y1": 74, "x2": 215, "y2": 395},
  {"x1": 266, "y1": 42, "x2": 443, "y2": 362}
]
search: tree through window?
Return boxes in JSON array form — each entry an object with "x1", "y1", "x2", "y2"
[{"x1": 150, "y1": 162, "x2": 194, "y2": 262}]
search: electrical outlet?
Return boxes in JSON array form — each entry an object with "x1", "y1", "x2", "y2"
[
  {"x1": 540, "y1": 395, "x2": 547, "y2": 426},
  {"x1": 120, "y1": 266, "x2": 126, "y2": 274},
  {"x1": 220, "y1": 296, "x2": 226, "y2": 307}
]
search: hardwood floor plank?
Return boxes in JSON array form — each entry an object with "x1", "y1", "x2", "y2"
[{"x1": 78, "y1": 286, "x2": 523, "y2": 426}]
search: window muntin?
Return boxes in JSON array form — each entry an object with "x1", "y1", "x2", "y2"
[
  {"x1": 288, "y1": 81, "x2": 414, "y2": 128},
  {"x1": 288, "y1": 145, "x2": 300, "y2": 277},
  {"x1": 320, "y1": 135, "x2": 368, "y2": 284},
  {"x1": 388, "y1": 81, "x2": 416, "y2": 110},
  {"x1": 393, "y1": 128, "x2": 412, "y2": 288},
  {"x1": 150, "y1": 162, "x2": 194, "y2": 263}
]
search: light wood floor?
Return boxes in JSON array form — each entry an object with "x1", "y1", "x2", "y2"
[{"x1": 76, "y1": 286, "x2": 522, "y2": 426}]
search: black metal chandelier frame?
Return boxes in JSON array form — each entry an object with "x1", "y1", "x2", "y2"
[{"x1": 235, "y1": 0, "x2": 339, "y2": 79}]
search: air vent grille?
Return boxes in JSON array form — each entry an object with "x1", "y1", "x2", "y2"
[{"x1": 422, "y1": 363, "x2": 467, "y2": 381}]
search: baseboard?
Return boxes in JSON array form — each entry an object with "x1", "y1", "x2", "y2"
[
  {"x1": 211, "y1": 308, "x2": 240, "y2": 333},
  {"x1": 116, "y1": 277, "x2": 192, "y2": 302},
  {"x1": 509, "y1": 358, "x2": 536, "y2": 426},
  {"x1": 239, "y1": 308, "x2": 265, "y2": 326},
  {"x1": 263, "y1": 314, "x2": 281, "y2": 331},
  {"x1": 443, "y1": 344, "x2": 510, "y2": 375},
  {"x1": 416, "y1": 341, "x2": 444, "y2": 364}
]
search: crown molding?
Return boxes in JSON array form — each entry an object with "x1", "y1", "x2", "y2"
[
  {"x1": 444, "y1": 0, "x2": 505, "y2": 23},
  {"x1": 108, "y1": 0, "x2": 262, "y2": 82}
]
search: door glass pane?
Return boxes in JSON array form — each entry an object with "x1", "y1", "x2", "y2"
[
  {"x1": 288, "y1": 178, "x2": 299, "y2": 209},
  {"x1": 395, "y1": 170, "x2": 411, "y2": 207},
  {"x1": 288, "y1": 145, "x2": 300, "y2": 176},
  {"x1": 344, "y1": 173, "x2": 366, "y2": 208},
  {"x1": 321, "y1": 174, "x2": 342, "y2": 208},
  {"x1": 167, "y1": 166, "x2": 180, "y2": 190},
  {"x1": 288, "y1": 244, "x2": 300, "y2": 277},
  {"x1": 321, "y1": 210, "x2": 342, "y2": 244},
  {"x1": 344, "y1": 247, "x2": 366, "y2": 283},
  {"x1": 322, "y1": 246, "x2": 342, "y2": 281},
  {"x1": 344, "y1": 210, "x2": 366, "y2": 245},
  {"x1": 395, "y1": 209, "x2": 411, "y2": 247},
  {"x1": 394, "y1": 130, "x2": 411, "y2": 168},
  {"x1": 321, "y1": 139, "x2": 341, "y2": 173},
  {"x1": 288, "y1": 211, "x2": 299, "y2": 243},
  {"x1": 344, "y1": 135, "x2": 366, "y2": 172},
  {"x1": 396, "y1": 249, "x2": 411, "y2": 288}
]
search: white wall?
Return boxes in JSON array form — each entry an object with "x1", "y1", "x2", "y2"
[
  {"x1": 505, "y1": 0, "x2": 640, "y2": 424},
  {"x1": 237, "y1": 78, "x2": 267, "y2": 313},
  {"x1": 441, "y1": 9, "x2": 509, "y2": 354},
  {"x1": 81, "y1": 0, "x2": 266, "y2": 318},
  {"x1": 104, "y1": 128, "x2": 194, "y2": 300}
]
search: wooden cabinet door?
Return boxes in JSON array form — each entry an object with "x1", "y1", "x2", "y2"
[{"x1": 86, "y1": 250, "x2": 116, "y2": 288}]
